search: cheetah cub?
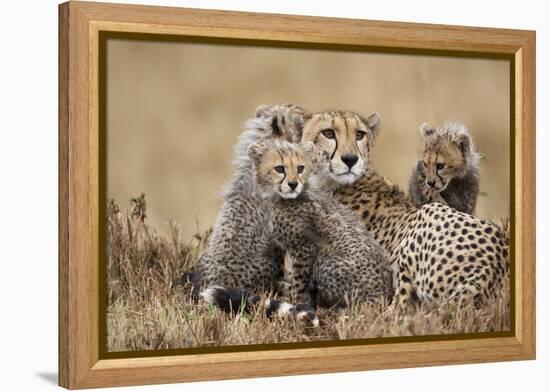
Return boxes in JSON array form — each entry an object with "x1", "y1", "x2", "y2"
[
  {"x1": 190, "y1": 104, "x2": 308, "y2": 295},
  {"x1": 409, "y1": 122, "x2": 480, "y2": 215},
  {"x1": 248, "y1": 139, "x2": 393, "y2": 308}
]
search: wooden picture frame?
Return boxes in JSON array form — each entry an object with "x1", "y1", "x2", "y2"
[{"x1": 59, "y1": 1, "x2": 536, "y2": 389}]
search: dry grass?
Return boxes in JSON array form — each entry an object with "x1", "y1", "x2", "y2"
[{"x1": 106, "y1": 195, "x2": 510, "y2": 353}]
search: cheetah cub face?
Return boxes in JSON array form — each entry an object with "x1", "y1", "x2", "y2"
[
  {"x1": 248, "y1": 140, "x2": 314, "y2": 199},
  {"x1": 418, "y1": 122, "x2": 480, "y2": 192}
]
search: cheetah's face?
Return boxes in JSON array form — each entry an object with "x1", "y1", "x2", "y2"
[
  {"x1": 302, "y1": 111, "x2": 381, "y2": 185},
  {"x1": 419, "y1": 123, "x2": 473, "y2": 192},
  {"x1": 248, "y1": 140, "x2": 314, "y2": 199}
]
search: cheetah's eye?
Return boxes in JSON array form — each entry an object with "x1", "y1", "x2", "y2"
[
  {"x1": 297, "y1": 165, "x2": 305, "y2": 174},
  {"x1": 321, "y1": 129, "x2": 336, "y2": 139},
  {"x1": 436, "y1": 163, "x2": 445, "y2": 171},
  {"x1": 356, "y1": 130, "x2": 366, "y2": 141},
  {"x1": 274, "y1": 166, "x2": 285, "y2": 174}
]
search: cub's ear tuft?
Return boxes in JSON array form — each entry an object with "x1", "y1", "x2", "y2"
[
  {"x1": 420, "y1": 123, "x2": 435, "y2": 137},
  {"x1": 455, "y1": 133, "x2": 471, "y2": 156},
  {"x1": 291, "y1": 109, "x2": 311, "y2": 142},
  {"x1": 255, "y1": 104, "x2": 272, "y2": 118},
  {"x1": 362, "y1": 112, "x2": 382, "y2": 138},
  {"x1": 248, "y1": 142, "x2": 268, "y2": 164},
  {"x1": 290, "y1": 107, "x2": 306, "y2": 129}
]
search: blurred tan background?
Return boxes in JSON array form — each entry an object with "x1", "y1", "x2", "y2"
[{"x1": 107, "y1": 39, "x2": 510, "y2": 239}]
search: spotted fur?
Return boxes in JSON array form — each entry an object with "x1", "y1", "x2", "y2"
[
  {"x1": 250, "y1": 139, "x2": 393, "y2": 308},
  {"x1": 303, "y1": 110, "x2": 509, "y2": 311}
]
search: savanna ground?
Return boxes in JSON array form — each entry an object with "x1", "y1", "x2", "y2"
[{"x1": 106, "y1": 195, "x2": 510, "y2": 353}]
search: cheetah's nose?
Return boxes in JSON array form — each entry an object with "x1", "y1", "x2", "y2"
[
  {"x1": 341, "y1": 154, "x2": 358, "y2": 169},
  {"x1": 288, "y1": 182, "x2": 298, "y2": 191},
  {"x1": 427, "y1": 180, "x2": 436, "y2": 188}
]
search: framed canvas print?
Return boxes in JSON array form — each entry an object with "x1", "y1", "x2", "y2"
[{"x1": 58, "y1": 1, "x2": 536, "y2": 389}]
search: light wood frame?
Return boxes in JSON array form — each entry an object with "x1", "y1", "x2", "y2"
[{"x1": 59, "y1": 1, "x2": 536, "y2": 389}]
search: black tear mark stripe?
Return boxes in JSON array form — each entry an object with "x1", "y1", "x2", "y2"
[
  {"x1": 356, "y1": 129, "x2": 366, "y2": 161},
  {"x1": 350, "y1": 114, "x2": 366, "y2": 161},
  {"x1": 331, "y1": 138, "x2": 338, "y2": 160},
  {"x1": 435, "y1": 153, "x2": 444, "y2": 182},
  {"x1": 276, "y1": 149, "x2": 286, "y2": 184},
  {"x1": 329, "y1": 116, "x2": 338, "y2": 160}
]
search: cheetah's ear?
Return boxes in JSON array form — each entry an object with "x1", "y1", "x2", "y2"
[
  {"x1": 248, "y1": 142, "x2": 268, "y2": 165},
  {"x1": 254, "y1": 104, "x2": 272, "y2": 118},
  {"x1": 289, "y1": 106, "x2": 310, "y2": 131},
  {"x1": 420, "y1": 123, "x2": 435, "y2": 138},
  {"x1": 362, "y1": 112, "x2": 382, "y2": 139},
  {"x1": 455, "y1": 133, "x2": 471, "y2": 156}
]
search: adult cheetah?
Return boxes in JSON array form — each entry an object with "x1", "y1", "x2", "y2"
[{"x1": 301, "y1": 110, "x2": 509, "y2": 310}]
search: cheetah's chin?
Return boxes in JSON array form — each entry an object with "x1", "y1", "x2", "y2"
[
  {"x1": 278, "y1": 191, "x2": 299, "y2": 199},
  {"x1": 330, "y1": 172, "x2": 358, "y2": 185}
]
